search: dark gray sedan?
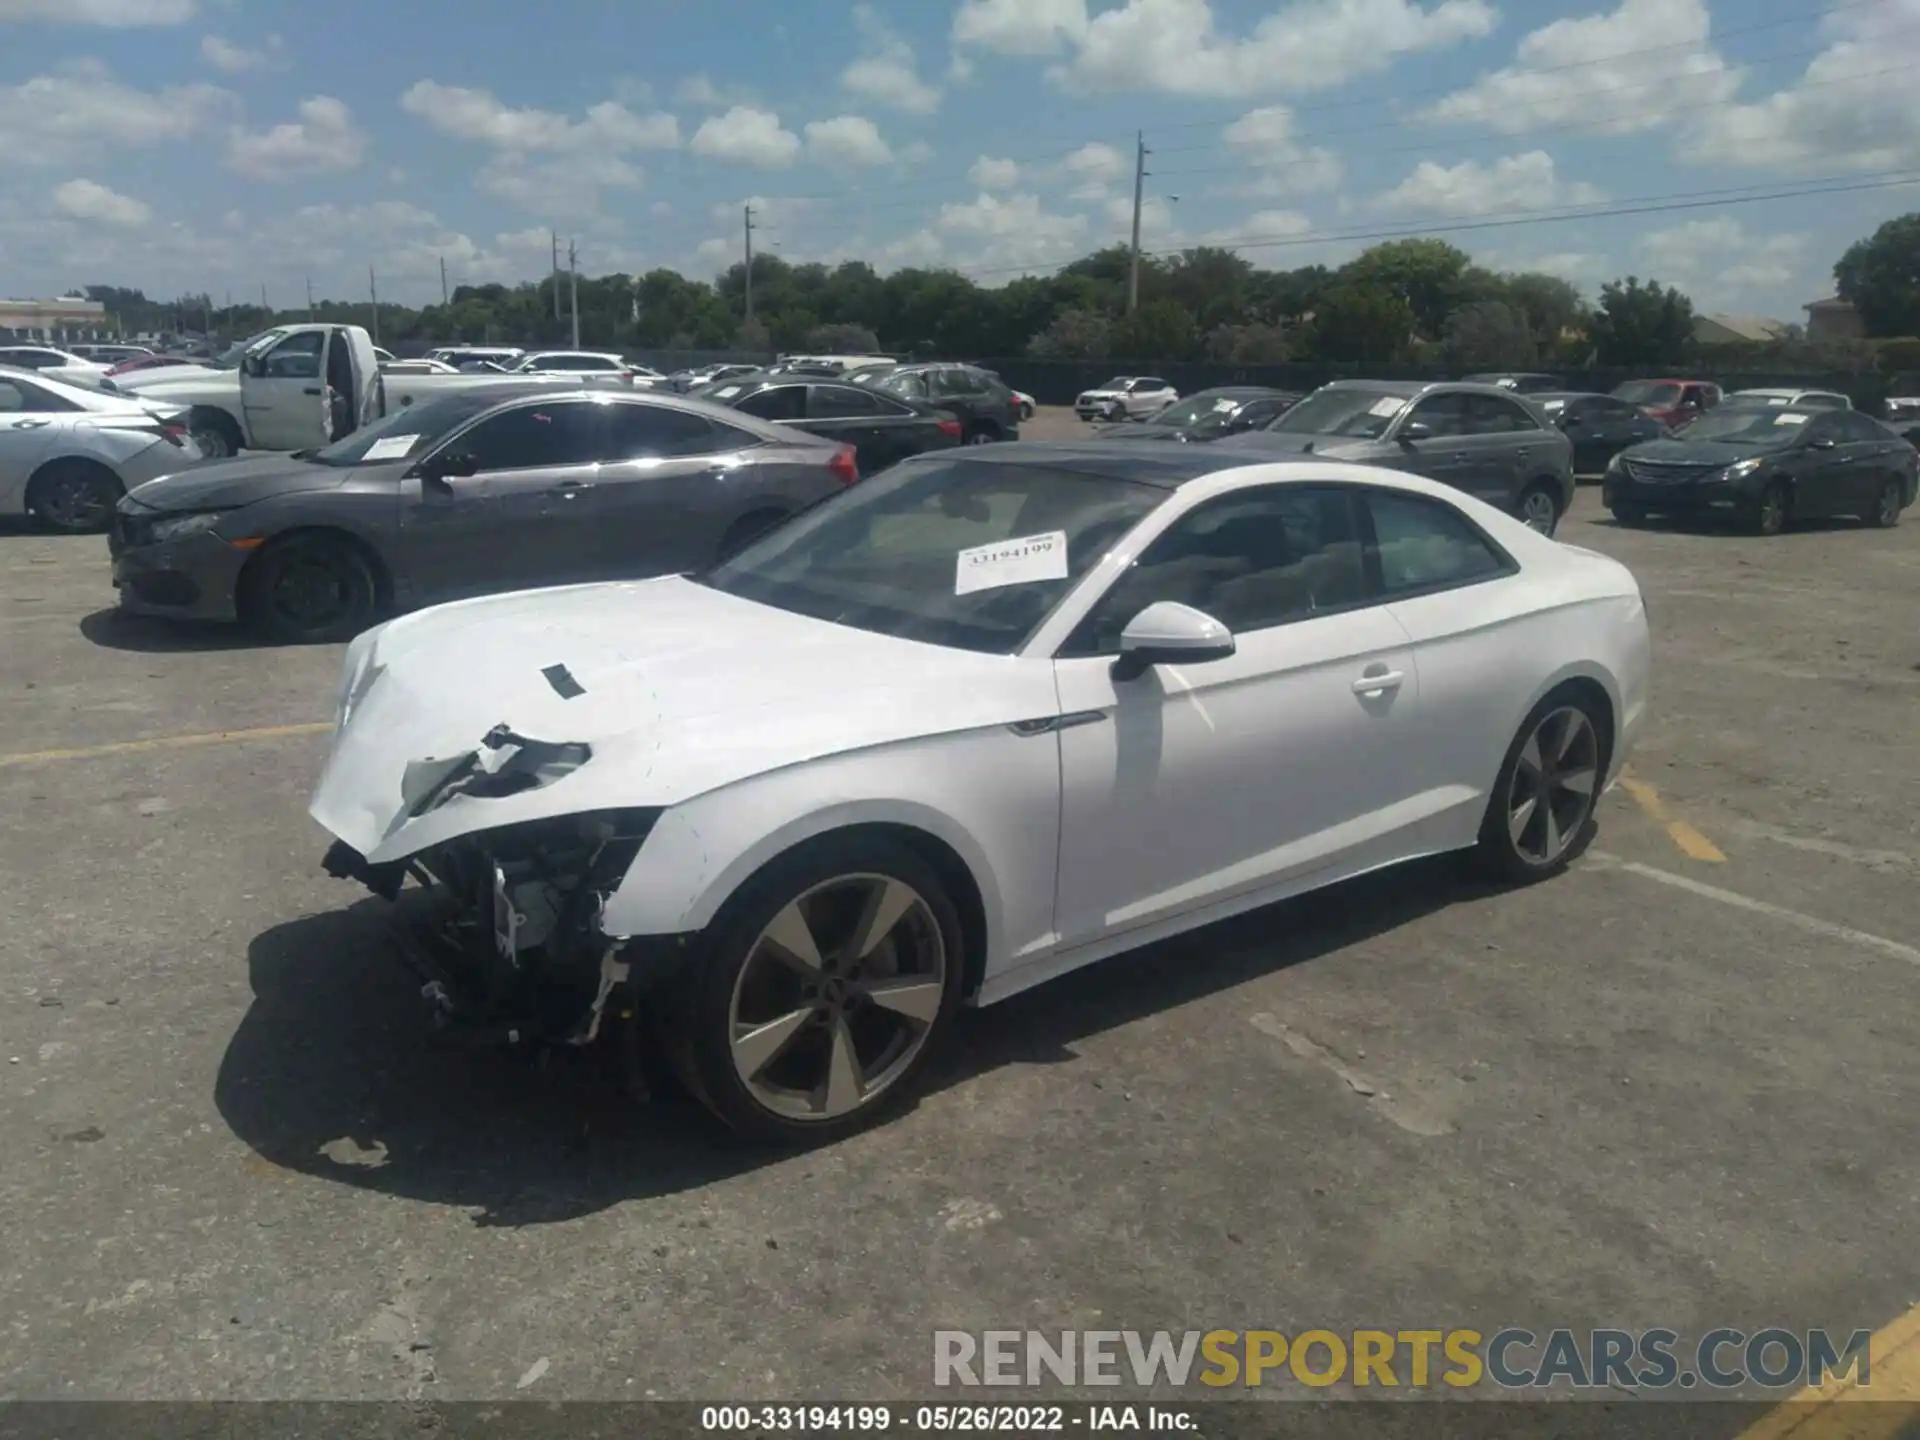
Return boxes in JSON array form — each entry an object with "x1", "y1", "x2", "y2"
[{"x1": 110, "y1": 384, "x2": 857, "y2": 643}]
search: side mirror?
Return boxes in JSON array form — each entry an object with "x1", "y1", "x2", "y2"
[
  {"x1": 1398, "y1": 420, "x2": 1433, "y2": 444},
  {"x1": 242, "y1": 354, "x2": 265, "y2": 378},
  {"x1": 1111, "y1": 601, "x2": 1236, "y2": 682},
  {"x1": 1806, "y1": 436, "x2": 1836, "y2": 450}
]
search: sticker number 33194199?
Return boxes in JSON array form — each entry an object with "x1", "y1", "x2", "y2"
[{"x1": 955, "y1": 530, "x2": 1069, "y2": 595}]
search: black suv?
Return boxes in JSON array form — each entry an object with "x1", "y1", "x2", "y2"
[{"x1": 862, "y1": 363, "x2": 1022, "y2": 444}]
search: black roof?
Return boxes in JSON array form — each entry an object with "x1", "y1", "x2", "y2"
[
  {"x1": 1185, "y1": 385, "x2": 1299, "y2": 401},
  {"x1": 942, "y1": 440, "x2": 1268, "y2": 489}
]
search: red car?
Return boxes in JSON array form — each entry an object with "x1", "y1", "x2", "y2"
[{"x1": 1610, "y1": 378, "x2": 1721, "y2": 428}]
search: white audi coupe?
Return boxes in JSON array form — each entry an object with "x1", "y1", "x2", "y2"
[{"x1": 311, "y1": 442, "x2": 1650, "y2": 1143}]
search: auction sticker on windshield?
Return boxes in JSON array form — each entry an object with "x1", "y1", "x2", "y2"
[
  {"x1": 1370, "y1": 397, "x2": 1407, "y2": 417},
  {"x1": 362, "y1": 435, "x2": 421, "y2": 460},
  {"x1": 1774, "y1": 413, "x2": 1809, "y2": 425},
  {"x1": 955, "y1": 531, "x2": 1068, "y2": 595}
]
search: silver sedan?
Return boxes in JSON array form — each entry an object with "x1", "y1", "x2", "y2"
[{"x1": 0, "y1": 366, "x2": 201, "y2": 533}]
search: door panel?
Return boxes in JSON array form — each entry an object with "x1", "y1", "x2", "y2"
[
  {"x1": 241, "y1": 331, "x2": 331, "y2": 451},
  {"x1": 593, "y1": 404, "x2": 758, "y2": 576}
]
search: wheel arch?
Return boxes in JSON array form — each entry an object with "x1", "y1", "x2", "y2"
[
  {"x1": 186, "y1": 403, "x2": 245, "y2": 447},
  {"x1": 24, "y1": 453, "x2": 123, "y2": 511},
  {"x1": 235, "y1": 523, "x2": 396, "y2": 613},
  {"x1": 1506, "y1": 665, "x2": 1621, "y2": 790}
]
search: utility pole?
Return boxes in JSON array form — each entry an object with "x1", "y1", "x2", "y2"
[
  {"x1": 439, "y1": 255, "x2": 449, "y2": 306},
  {"x1": 305, "y1": 277, "x2": 314, "y2": 320},
  {"x1": 551, "y1": 230, "x2": 561, "y2": 321},
  {"x1": 567, "y1": 238, "x2": 580, "y2": 349},
  {"x1": 368, "y1": 265, "x2": 380, "y2": 345},
  {"x1": 1127, "y1": 130, "x2": 1148, "y2": 315},
  {"x1": 260, "y1": 283, "x2": 269, "y2": 317},
  {"x1": 743, "y1": 204, "x2": 757, "y2": 329}
]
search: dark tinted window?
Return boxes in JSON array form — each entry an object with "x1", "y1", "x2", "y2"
[
  {"x1": 1799, "y1": 392, "x2": 1847, "y2": 410},
  {"x1": 456, "y1": 401, "x2": 606, "y2": 470},
  {"x1": 1464, "y1": 394, "x2": 1540, "y2": 435},
  {"x1": 262, "y1": 332, "x2": 323, "y2": 379},
  {"x1": 878, "y1": 371, "x2": 930, "y2": 401},
  {"x1": 734, "y1": 385, "x2": 807, "y2": 420},
  {"x1": 809, "y1": 384, "x2": 883, "y2": 417},
  {"x1": 1586, "y1": 397, "x2": 1637, "y2": 419},
  {"x1": 1070, "y1": 487, "x2": 1369, "y2": 653},
  {"x1": 1832, "y1": 411, "x2": 1889, "y2": 442},
  {"x1": 606, "y1": 403, "x2": 726, "y2": 458},
  {"x1": 1403, "y1": 392, "x2": 1470, "y2": 438},
  {"x1": 0, "y1": 376, "x2": 73, "y2": 412},
  {"x1": 1136, "y1": 378, "x2": 1167, "y2": 391},
  {"x1": 1365, "y1": 492, "x2": 1508, "y2": 594},
  {"x1": 932, "y1": 367, "x2": 984, "y2": 397}
]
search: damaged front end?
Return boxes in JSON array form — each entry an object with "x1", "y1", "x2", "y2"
[{"x1": 320, "y1": 724, "x2": 684, "y2": 1052}]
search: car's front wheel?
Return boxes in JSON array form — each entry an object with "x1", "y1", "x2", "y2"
[
  {"x1": 1474, "y1": 689, "x2": 1607, "y2": 883},
  {"x1": 237, "y1": 531, "x2": 381, "y2": 644},
  {"x1": 674, "y1": 833, "x2": 965, "y2": 1145},
  {"x1": 1516, "y1": 482, "x2": 1563, "y2": 536},
  {"x1": 1870, "y1": 477, "x2": 1903, "y2": 528}
]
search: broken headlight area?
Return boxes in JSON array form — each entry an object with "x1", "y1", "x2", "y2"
[{"x1": 322, "y1": 806, "x2": 680, "y2": 1050}]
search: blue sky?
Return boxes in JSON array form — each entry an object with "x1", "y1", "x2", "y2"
[{"x1": 3, "y1": 0, "x2": 1918, "y2": 319}]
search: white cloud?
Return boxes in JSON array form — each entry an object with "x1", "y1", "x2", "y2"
[
  {"x1": 480, "y1": 153, "x2": 643, "y2": 217},
  {"x1": 1200, "y1": 208, "x2": 1315, "y2": 257},
  {"x1": 1478, "y1": 248, "x2": 1606, "y2": 285},
  {"x1": 690, "y1": 106, "x2": 801, "y2": 167},
  {"x1": 951, "y1": 0, "x2": 1088, "y2": 56},
  {"x1": 842, "y1": 4, "x2": 941, "y2": 113},
  {"x1": 1430, "y1": 0, "x2": 1736, "y2": 136},
  {"x1": 400, "y1": 81, "x2": 679, "y2": 154},
  {"x1": 969, "y1": 155, "x2": 1020, "y2": 189},
  {"x1": 51, "y1": 177, "x2": 150, "y2": 226},
  {"x1": 937, "y1": 191, "x2": 1088, "y2": 275},
  {"x1": 1636, "y1": 218, "x2": 1813, "y2": 305},
  {"x1": 0, "y1": 0, "x2": 196, "y2": 24},
  {"x1": 805, "y1": 114, "x2": 894, "y2": 168},
  {"x1": 947, "y1": 54, "x2": 975, "y2": 84},
  {"x1": 1060, "y1": 141, "x2": 1127, "y2": 200},
  {"x1": 1375, "y1": 151, "x2": 1605, "y2": 216},
  {"x1": 225, "y1": 95, "x2": 366, "y2": 180},
  {"x1": 1220, "y1": 104, "x2": 1343, "y2": 194},
  {"x1": 1056, "y1": 0, "x2": 1496, "y2": 98},
  {"x1": 1683, "y1": 0, "x2": 1920, "y2": 172},
  {"x1": 200, "y1": 34, "x2": 282, "y2": 73},
  {"x1": 0, "y1": 63, "x2": 231, "y2": 167},
  {"x1": 675, "y1": 74, "x2": 756, "y2": 108}
]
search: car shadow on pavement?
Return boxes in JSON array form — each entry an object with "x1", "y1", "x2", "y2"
[
  {"x1": 216, "y1": 847, "x2": 1549, "y2": 1227},
  {"x1": 78, "y1": 606, "x2": 260, "y2": 652}
]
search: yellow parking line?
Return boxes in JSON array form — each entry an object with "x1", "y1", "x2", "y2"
[
  {"x1": 1619, "y1": 773, "x2": 1729, "y2": 863},
  {"x1": 0, "y1": 721, "x2": 332, "y2": 769},
  {"x1": 1736, "y1": 1302, "x2": 1920, "y2": 1438}
]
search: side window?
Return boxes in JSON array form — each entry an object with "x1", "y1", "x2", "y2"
[
  {"x1": 931, "y1": 368, "x2": 980, "y2": 398},
  {"x1": 606, "y1": 403, "x2": 724, "y2": 459},
  {"x1": 1364, "y1": 492, "x2": 1509, "y2": 595},
  {"x1": 0, "y1": 378, "x2": 41, "y2": 412},
  {"x1": 734, "y1": 385, "x2": 807, "y2": 421},
  {"x1": 262, "y1": 332, "x2": 324, "y2": 379},
  {"x1": 1136, "y1": 377, "x2": 1167, "y2": 392},
  {"x1": 1068, "y1": 487, "x2": 1369, "y2": 653},
  {"x1": 883, "y1": 372, "x2": 930, "y2": 401},
  {"x1": 453, "y1": 402, "x2": 606, "y2": 471},
  {"x1": 1802, "y1": 393, "x2": 1845, "y2": 411},
  {"x1": 808, "y1": 384, "x2": 882, "y2": 418},
  {"x1": 1800, "y1": 414, "x2": 1843, "y2": 446},
  {"x1": 1469, "y1": 394, "x2": 1541, "y2": 434},
  {"x1": 1835, "y1": 411, "x2": 1887, "y2": 442},
  {"x1": 1402, "y1": 392, "x2": 1469, "y2": 438}
]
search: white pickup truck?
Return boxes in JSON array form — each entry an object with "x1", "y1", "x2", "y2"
[{"x1": 115, "y1": 323, "x2": 601, "y2": 459}]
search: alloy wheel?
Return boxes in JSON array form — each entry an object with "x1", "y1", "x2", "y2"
[
  {"x1": 727, "y1": 873, "x2": 947, "y2": 1123},
  {"x1": 1520, "y1": 488, "x2": 1560, "y2": 535},
  {"x1": 1757, "y1": 486, "x2": 1788, "y2": 535},
  {"x1": 1505, "y1": 706, "x2": 1600, "y2": 867},
  {"x1": 40, "y1": 471, "x2": 113, "y2": 531},
  {"x1": 1876, "y1": 481, "x2": 1902, "y2": 527},
  {"x1": 193, "y1": 425, "x2": 234, "y2": 460}
]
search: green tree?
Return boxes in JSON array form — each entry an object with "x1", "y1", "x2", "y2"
[
  {"x1": 1339, "y1": 239, "x2": 1472, "y2": 338},
  {"x1": 1442, "y1": 300, "x2": 1538, "y2": 371},
  {"x1": 1311, "y1": 284, "x2": 1413, "y2": 362},
  {"x1": 1835, "y1": 213, "x2": 1920, "y2": 337},
  {"x1": 1109, "y1": 298, "x2": 1198, "y2": 360},
  {"x1": 1028, "y1": 307, "x2": 1111, "y2": 359},
  {"x1": 1503, "y1": 272, "x2": 1586, "y2": 352},
  {"x1": 1158, "y1": 247, "x2": 1256, "y2": 332},
  {"x1": 805, "y1": 321, "x2": 880, "y2": 352},
  {"x1": 1589, "y1": 276, "x2": 1695, "y2": 365}
]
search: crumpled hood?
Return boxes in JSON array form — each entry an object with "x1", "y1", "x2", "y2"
[
  {"x1": 1210, "y1": 431, "x2": 1382, "y2": 462},
  {"x1": 310, "y1": 576, "x2": 1049, "y2": 863},
  {"x1": 125, "y1": 455, "x2": 348, "y2": 511}
]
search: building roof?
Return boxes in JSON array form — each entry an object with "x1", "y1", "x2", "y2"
[
  {"x1": 1696, "y1": 312, "x2": 1791, "y2": 343},
  {"x1": 1804, "y1": 296, "x2": 1855, "y2": 312}
]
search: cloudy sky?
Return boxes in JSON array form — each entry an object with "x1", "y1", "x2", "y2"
[{"x1": 2, "y1": 0, "x2": 1918, "y2": 318}]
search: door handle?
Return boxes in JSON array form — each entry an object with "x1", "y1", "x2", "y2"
[
  {"x1": 303, "y1": 386, "x2": 323, "y2": 396},
  {"x1": 1352, "y1": 669, "x2": 1405, "y2": 695},
  {"x1": 10, "y1": 419, "x2": 50, "y2": 430}
]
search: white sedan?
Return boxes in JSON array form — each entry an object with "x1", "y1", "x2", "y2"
[
  {"x1": 0, "y1": 366, "x2": 200, "y2": 531},
  {"x1": 311, "y1": 444, "x2": 1649, "y2": 1142},
  {"x1": 0, "y1": 344, "x2": 115, "y2": 392}
]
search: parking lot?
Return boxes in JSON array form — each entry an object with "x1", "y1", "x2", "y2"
[{"x1": 2, "y1": 405, "x2": 1917, "y2": 1414}]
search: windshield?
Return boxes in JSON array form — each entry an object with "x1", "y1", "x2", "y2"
[
  {"x1": 307, "y1": 391, "x2": 502, "y2": 466},
  {"x1": 697, "y1": 457, "x2": 1166, "y2": 654},
  {"x1": 1149, "y1": 394, "x2": 1247, "y2": 432},
  {"x1": 1268, "y1": 388, "x2": 1409, "y2": 439},
  {"x1": 1613, "y1": 381, "x2": 1682, "y2": 407},
  {"x1": 1671, "y1": 408, "x2": 1810, "y2": 446},
  {"x1": 209, "y1": 329, "x2": 287, "y2": 370}
]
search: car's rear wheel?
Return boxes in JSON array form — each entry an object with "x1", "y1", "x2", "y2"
[
  {"x1": 673, "y1": 834, "x2": 964, "y2": 1145},
  {"x1": 188, "y1": 408, "x2": 242, "y2": 461},
  {"x1": 1753, "y1": 481, "x2": 1791, "y2": 536},
  {"x1": 1870, "y1": 477, "x2": 1903, "y2": 528},
  {"x1": 966, "y1": 423, "x2": 1001, "y2": 446},
  {"x1": 238, "y1": 532, "x2": 380, "y2": 644},
  {"x1": 1475, "y1": 691, "x2": 1606, "y2": 883},
  {"x1": 1516, "y1": 482, "x2": 1562, "y2": 536},
  {"x1": 28, "y1": 459, "x2": 122, "y2": 534}
]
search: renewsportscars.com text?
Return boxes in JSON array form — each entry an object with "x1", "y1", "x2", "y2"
[{"x1": 933, "y1": 1328, "x2": 1873, "y2": 1391}]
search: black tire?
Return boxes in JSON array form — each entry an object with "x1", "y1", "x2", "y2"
[
  {"x1": 188, "y1": 408, "x2": 243, "y2": 461},
  {"x1": 965, "y1": 422, "x2": 1001, "y2": 446},
  {"x1": 1752, "y1": 481, "x2": 1791, "y2": 536},
  {"x1": 1473, "y1": 687, "x2": 1609, "y2": 885},
  {"x1": 716, "y1": 507, "x2": 790, "y2": 561},
  {"x1": 1869, "y1": 477, "x2": 1903, "y2": 528},
  {"x1": 27, "y1": 460, "x2": 122, "y2": 534},
  {"x1": 1019, "y1": 401, "x2": 1034, "y2": 421},
  {"x1": 671, "y1": 832, "x2": 967, "y2": 1146},
  {"x1": 1609, "y1": 504, "x2": 1649, "y2": 527},
  {"x1": 1516, "y1": 482, "x2": 1563, "y2": 536},
  {"x1": 237, "y1": 532, "x2": 380, "y2": 644}
]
